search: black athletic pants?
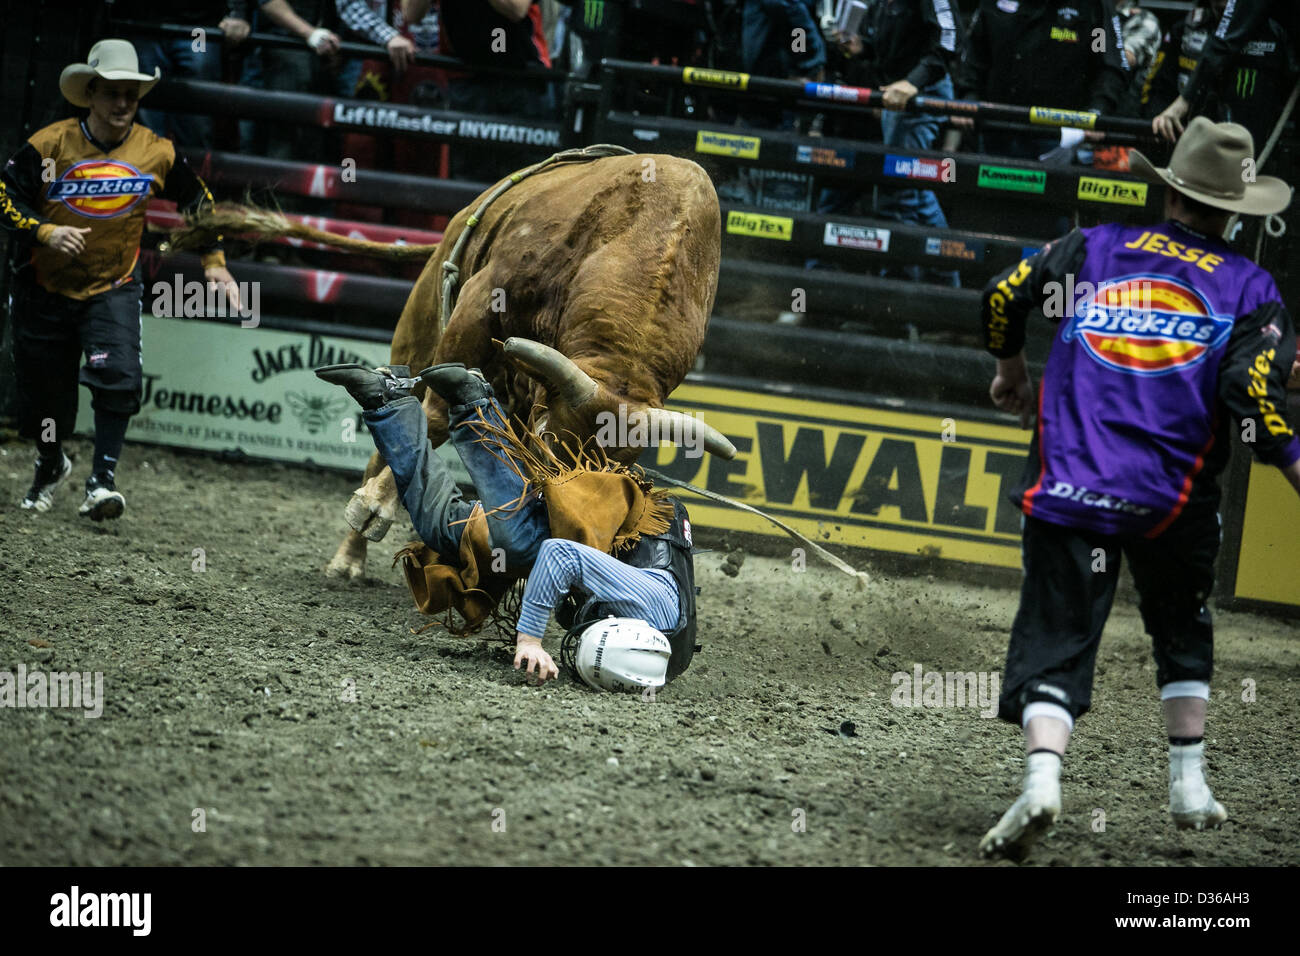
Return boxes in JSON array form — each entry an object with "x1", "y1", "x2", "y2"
[
  {"x1": 10, "y1": 277, "x2": 144, "y2": 448},
  {"x1": 999, "y1": 507, "x2": 1219, "y2": 725}
]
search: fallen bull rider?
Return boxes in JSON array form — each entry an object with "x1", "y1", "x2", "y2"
[{"x1": 316, "y1": 362, "x2": 700, "y2": 692}]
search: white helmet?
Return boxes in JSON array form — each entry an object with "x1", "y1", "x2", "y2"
[{"x1": 561, "y1": 617, "x2": 672, "y2": 692}]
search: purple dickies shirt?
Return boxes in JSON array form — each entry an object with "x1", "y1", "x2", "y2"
[{"x1": 1025, "y1": 220, "x2": 1298, "y2": 536}]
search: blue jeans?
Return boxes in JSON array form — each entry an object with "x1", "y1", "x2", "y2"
[
  {"x1": 134, "y1": 37, "x2": 222, "y2": 148},
  {"x1": 875, "y1": 75, "x2": 959, "y2": 287},
  {"x1": 364, "y1": 395, "x2": 549, "y2": 568},
  {"x1": 808, "y1": 77, "x2": 960, "y2": 286}
]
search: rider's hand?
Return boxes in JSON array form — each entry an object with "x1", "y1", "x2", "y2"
[{"x1": 514, "y1": 634, "x2": 559, "y2": 684}]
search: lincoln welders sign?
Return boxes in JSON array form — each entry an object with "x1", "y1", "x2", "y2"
[
  {"x1": 72, "y1": 316, "x2": 469, "y2": 479},
  {"x1": 653, "y1": 383, "x2": 1032, "y2": 568}
]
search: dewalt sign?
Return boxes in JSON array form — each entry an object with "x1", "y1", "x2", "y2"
[{"x1": 656, "y1": 383, "x2": 1031, "y2": 568}]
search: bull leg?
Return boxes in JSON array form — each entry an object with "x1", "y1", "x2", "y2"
[
  {"x1": 345, "y1": 464, "x2": 400, "y2": 542},
  {"x1": 324, "y1": 450, "x2": 389, "y2": 579},
  {"x1": 325, "y1": 528, "x2": 369, "y2": 581},
  {"x1": 325, "y1": 396, "x2": 452, "y2": 580}
]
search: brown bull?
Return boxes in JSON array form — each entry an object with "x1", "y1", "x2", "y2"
[{"x1": 319, "y1": 151, "x2": 733, "y2": 578}]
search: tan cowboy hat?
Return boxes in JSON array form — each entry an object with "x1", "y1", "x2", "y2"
[
  {"x1": 59, "y1": 39, "x2": 160, "y2": 109},
  {"x1": 1129, "y1": 116, "x2": 1292, "y2": 216}
]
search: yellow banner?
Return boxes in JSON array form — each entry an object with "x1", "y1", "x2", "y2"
[
  {"x1": 1234, "y1": 461, "x2": 1300, "y2": 607},
  {"x1": 1028, "y1": 106, "x2": 1098, "y2": 130},
  {"x1": 656, "y1": 383, "x2": 1031, "y2": 568},
  {"x1": 725, "y1": 210, "x2": 794, "y2": 241},
  {"x1": 683, "y1": 67, "x2": 750, "y2": 91},
  {"x1": 695, "y1": 129, "x2": 761, "y2": 160},
  {"x1": 1077, "y1": 176, "x2": 1149, "y2": 206}
]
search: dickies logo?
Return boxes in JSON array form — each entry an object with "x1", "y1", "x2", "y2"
[
  {"x1": 47, "y1": 160, "x2": 153, "y2": 219},
  {"x1": 1064, "y1": 275, "x2": 1232, "y2": 375}
]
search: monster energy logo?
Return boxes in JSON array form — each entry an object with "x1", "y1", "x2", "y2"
[
  {"x1": 584, "y1": 0, "x2": 605, "y2": 29},
  {"x1": 1236, "y1": 68, "x2": 1257, "y2": 97}
]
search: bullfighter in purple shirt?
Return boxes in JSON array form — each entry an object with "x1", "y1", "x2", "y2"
[{"x1": 977, "y1": 117, "x2": 1300, "y2": 859}]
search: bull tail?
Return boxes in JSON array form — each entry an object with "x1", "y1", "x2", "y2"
[{"x1": 159, "y1": 202, "x2": 441, "y2": 260}]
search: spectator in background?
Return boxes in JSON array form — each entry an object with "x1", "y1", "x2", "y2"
[
  {"x1": 1153, "y1": 0, "x2": 1300, "y2": 143},
  {"x1": 336, "y1": 0, "x2": 420, "y2": 75},
  {"x1": 240, "y1": 1, "x2": 344, "y2": 162},
  {"x1": 740, "y1": 0, "x2": 827, "y2": 128},
  {"x1": 1146, "y1": 0, "x2": 1297, "y2": 152},
  {"x1": 404, "y1": 0, "x2": 554, "y2": 179},
  {"x1": 335, "y1": 0, "x2": 446, "y2": 230},
  {"x1": 1114, "y1": 1, "x2": 1161, "y2": 115},
  {"x1": 1092, "y1": 0, "x2": 1161, "y2": 170},
  {"x1": 956, "y1": 0, "x2": 1129, "y2": 163},
  {"x1": 819, "y1": 1, "x2": 964, "y2": 287},
  {"x1": 115, "y1": 0, "x2": 252, "y2": 148}
]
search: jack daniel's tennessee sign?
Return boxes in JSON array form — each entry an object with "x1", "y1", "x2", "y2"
[{"x1": 75, "y1": 316, "x2": 393, "y2": 470}]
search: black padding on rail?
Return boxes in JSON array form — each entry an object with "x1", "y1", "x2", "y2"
[
  {"x1": 182, "y1": 150, "x2": 489, "y2": 212},
  {"x1": 720, "y1": 204, "x2": 1039, "y2": 276},
  {"x1": 717, "y1": 259, "x2": 982, "y2": 335},
  {"x1": 600, "y1": 111, "x2": 1159, "y2": 217},
  {"x1": 151, "y1": 79, "x2": 565, "y2": 149}
]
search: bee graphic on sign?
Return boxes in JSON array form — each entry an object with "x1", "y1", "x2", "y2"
[{"x1": 285, "y1": 391, "x2": 351, "y2": 435}]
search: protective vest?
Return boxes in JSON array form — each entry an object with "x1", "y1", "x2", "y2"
[{"x1": 558, "y1": 497, "x2": 698, "y2": 681}]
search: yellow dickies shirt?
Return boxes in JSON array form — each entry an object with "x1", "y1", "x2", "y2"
[{"x1": 17, "y1": 118, "x2": 222, "y2": 299}]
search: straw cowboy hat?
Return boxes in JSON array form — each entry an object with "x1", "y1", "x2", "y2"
[
  {"x1": 59, "y1": 39, "x2": 160, "y2": 109},
  {"x1": 1129, "y1": 116, "x2": 1292, "y2": 216}
]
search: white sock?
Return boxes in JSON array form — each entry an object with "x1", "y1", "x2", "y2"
[
  {"x1": 1169, "y1": 741, "x2": 1212, "y2": 808},
  {"x1": 1024, "y1": 750, "x2": 1062, "y2": 795}
]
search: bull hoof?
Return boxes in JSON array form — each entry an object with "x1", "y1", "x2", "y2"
[
  {"x1": 324, "y1": 552, "x2": 366, "y2": 580},
  {"x1": 345, "y1": 493, "x2": 394, "y2": 542}
]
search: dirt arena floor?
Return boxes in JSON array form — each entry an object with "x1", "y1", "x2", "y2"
[{"x1": 2, "y1": 436, "x2": 1297, "y2": 867}]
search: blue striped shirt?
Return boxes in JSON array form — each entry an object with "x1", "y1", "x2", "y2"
[{"x1": 516, "y1": 538, "x2": 681, "y2": 640}]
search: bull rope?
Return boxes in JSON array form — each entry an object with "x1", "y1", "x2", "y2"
[
  {"x1": 438, "y1": 144, "x2": 635, "y2": 331},
  {"x1": 1252, "y1": 77, "x2": 1299, "y2": 260},
  {"x1": 643, "y1": 468, "x2": 871, "y2": 589}
]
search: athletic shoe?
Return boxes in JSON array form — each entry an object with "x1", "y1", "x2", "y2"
[
  {"x1": 314, "y1": 364, "x2": 418, "y2": 410},
  {"x1": 20, "y1": 453, "x2": 72, "y2": 512},
  {"x1": 418, "y1": 363, "x2": 494, "y2": 407},
  {"x1": 980, "y1": 753, "x2": 1061, "y2": 859},
  {"x1": 79, "y1": 474, "x2": 126, "y2": 522},
  {"x1": 1169, "y1": 741, "x2": 1228, "y2": 830},
  {"x1": 1170, "y1": 784, "x2": 1228, "y2": 830}
]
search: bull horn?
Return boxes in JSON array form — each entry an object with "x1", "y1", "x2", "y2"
[
  {"x1": 643, "y1": 407, "x2": 737, "y2": 460},
  {"x1": 503, "y1": 338, "x2": 600, "y2": 407}
]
